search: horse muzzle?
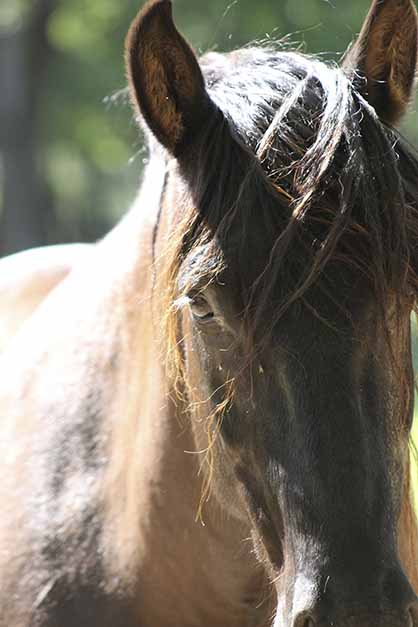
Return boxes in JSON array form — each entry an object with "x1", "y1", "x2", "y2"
[
  {"x1": 292, "y1": 612, "x2": 416, "y2": 627},
  {"x1": 274, "y1": 609, "x2": 418, "y2": 627},
  {"x1": 273, "y1": 567, "x2": 418, "y2": 627}
]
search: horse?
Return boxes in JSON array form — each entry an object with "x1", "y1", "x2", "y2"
[
  {"x1": 1, "y1": 0, "x2": 418, "y2": 625},
  {"x1": 0, "y1": 244, "x2": 91, "y2": 351}
]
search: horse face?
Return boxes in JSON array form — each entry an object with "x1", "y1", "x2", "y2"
[
  {"x1": 126, "y1": 0, "x2": 418, "y2": 625},
  {"x1": 180, "y1": 261, "x2": 416, "y2": 626}
]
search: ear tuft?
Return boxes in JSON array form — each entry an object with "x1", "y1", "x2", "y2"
[
  {"x1": 126, "y1": 0, "x2": 212, "y2": 155},
  {"x1": 343, "y1": 0, "x2": 418, "y2": 125}
]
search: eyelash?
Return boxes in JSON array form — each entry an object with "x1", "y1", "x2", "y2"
[{"x1": 190, "y1": 295, "x2": 215, "y2": 322}]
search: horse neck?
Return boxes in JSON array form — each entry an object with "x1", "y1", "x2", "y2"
[{"x1": 97, "y1": 159, "x2": 270, "y2": 625}]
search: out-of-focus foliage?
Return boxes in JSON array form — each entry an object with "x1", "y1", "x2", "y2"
[
  {"x1": 0, "y1": 0, "x2": 32, "y2": 29},
  {"x1": 1, "y1": 0, "x2": 418, "y2": 246},
  {"x1": 411, "y1": 315, "x2": 418, "y2": 509}
]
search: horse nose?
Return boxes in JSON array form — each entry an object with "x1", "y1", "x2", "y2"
[
  {"x1": 293, "y1": 616, "x2": 315, "y2": 627},
  {"x1": 292, "y1": 610, "x2": 417, "y2": 626},
  {"x1": 290, "y1": 568, "x2": 418, "y2": 627}
]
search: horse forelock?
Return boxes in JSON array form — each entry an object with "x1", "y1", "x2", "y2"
[{"x1": 158, "y1": 46, "x2": 418, "y2": 371}]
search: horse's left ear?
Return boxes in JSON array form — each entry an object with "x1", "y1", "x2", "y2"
[
  {"x1": 342, "y1": 0, "x2": 418, "y2": 125},
  {"x1": 126, "y1": 0, "x2": 212, "y2": 156}
]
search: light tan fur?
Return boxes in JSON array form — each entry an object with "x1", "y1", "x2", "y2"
[{"x1": 0, "y1": 244, "x2": 91, "y2": 352}]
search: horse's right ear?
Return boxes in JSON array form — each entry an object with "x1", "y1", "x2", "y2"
[{"x1": 126, "y1": 0, "x2": 212, "y2": 156}]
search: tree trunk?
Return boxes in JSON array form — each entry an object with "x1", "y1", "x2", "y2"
[{"x1": 0, "y1": 0, "x2": 58, "y2": 256}]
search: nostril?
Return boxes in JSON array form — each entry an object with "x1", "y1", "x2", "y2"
[
  {"x1": 293, "y1": 613, "x2": 315, "y2": 627},
  {"x1": 382, "y1": 567, "x2": 418, "y2": 624},
  {"x1": 406, "y1": 588, "x2": 418, "y2": 627},
  {"x1": 409, "y1": 605, "x2": 418, "y2": 627}
]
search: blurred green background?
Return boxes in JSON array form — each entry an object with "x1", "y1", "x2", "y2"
[
  {"x1": 1, "y1": 0, "x2": 418, "y2": 252},
  {"x1": 0, "y1": 0, "x2": 417, "y2": 501}
]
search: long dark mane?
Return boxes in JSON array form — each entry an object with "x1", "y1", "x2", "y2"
[{"x1": 158, "y1": 45, "x2": 418, "y2": 586}]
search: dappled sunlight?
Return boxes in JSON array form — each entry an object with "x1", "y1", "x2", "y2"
[
  {"x1": 411, "y1": 314, "x2": 418, "y2": 510},
  {"x1": 413, "y1": 415, "x2": 418, "y2": 512}
]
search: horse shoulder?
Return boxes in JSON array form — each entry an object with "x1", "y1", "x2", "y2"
[{"x1": 0, "y1": 220, "x2": 158, "y2": 627}]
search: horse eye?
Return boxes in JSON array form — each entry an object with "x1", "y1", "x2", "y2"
[{"x1": 190, "y1": 296, "x2": 214, "y2": 322}]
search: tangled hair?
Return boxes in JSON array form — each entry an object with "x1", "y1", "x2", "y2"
[
  {"x1": 156, "y1": 46, "x2": 418, "y2": 584},
  {"x1": 161, "y1": 47, "x2": 418, "y2": 359}
]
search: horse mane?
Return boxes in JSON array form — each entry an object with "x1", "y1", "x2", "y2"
[
  {"x1": 154, "y1": 45, "x2": 418, "y2": 591},
  {"x1": 170, "y1": 46, "x2": 418, "y2": 311}
]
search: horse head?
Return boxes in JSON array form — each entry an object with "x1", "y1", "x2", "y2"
[{"x1": 126, "y1": 1, "x2": 418, "y2": 625}]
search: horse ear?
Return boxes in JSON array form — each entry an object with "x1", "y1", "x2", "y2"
[
  {"x1": 342, "y1": 0, "x2": 418, "y2": 125},
  {"x1": 126, "y1": 0, "x2": 212, "y2": 155}
]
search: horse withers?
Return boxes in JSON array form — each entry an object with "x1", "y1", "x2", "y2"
[{"x1": 0, "y1": 0, "x2": 418, "y2": 625}]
